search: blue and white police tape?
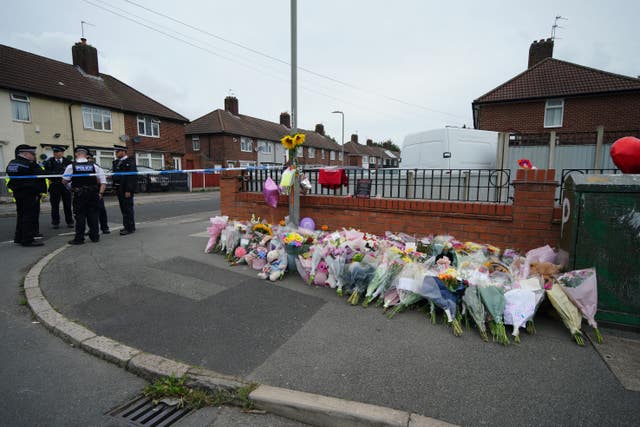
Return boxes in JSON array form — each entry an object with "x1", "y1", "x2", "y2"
[{"x1": 1, "y1": 165, "x2": 284, "y2": 180}]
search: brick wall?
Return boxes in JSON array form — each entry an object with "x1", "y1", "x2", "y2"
[
  {"x1": 476, "y1": 92, "x2": 640, "y2": 134},
  {"x1": 220, "y1": 169, "x2": 562, "y2": 252},
  {"x1": 125, "y1": 113, "x2": 186, "y2": 167}
]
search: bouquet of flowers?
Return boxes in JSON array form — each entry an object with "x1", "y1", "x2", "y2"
[
  {"x1": 557, "y1": 268, "x2": 602, "y2": 343},
  {"x1": 479, "y1": 285, "x2": 510, "y2": 345},
  {"x1": 413, "y1": 275, "x2": 463, "y2": 336},
  {"x1": 387, "y1": 263, "x2": 427, "y2": 319},
  {"x1": 362, "y1": 247, "x2": 404, "y2": 307},
  {"x1": 546, "y1": 281, "x2": 585, "y2": 345},
  {"x1": 462, "y1": 285, "x2": 488, "y2": 341},
  {"x1": 503, "y1": 289, "x2": 537, "y2": 343},
  {"x1": 344, "y1": 253, "x2": 376, "y2": 305},
  {"x1": 205, "y1": 215, "x2": 229, "y2": 253}
]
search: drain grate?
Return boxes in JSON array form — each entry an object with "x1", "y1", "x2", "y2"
[{"x1": 108, "y1": 395, "x2": 193, "y2": 427}]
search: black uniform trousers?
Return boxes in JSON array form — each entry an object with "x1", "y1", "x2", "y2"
[
  {"x1": 49, "y1": 183, "x2": 73, "y2": 225},
  {"x1": 98, "y1": 197, "x2": 109, "y2": 231},
  {"x1": 13, "y1": 191, "x2": 39, "y2": 244},
  {"x1": 117, "y1": 191, "x2": 135, "y2": 232},
  {"x1": 73, "y1": 190, "x2": 100, "y2": 242}
]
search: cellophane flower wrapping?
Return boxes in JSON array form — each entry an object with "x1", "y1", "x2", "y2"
[
  {"x1": 462, "y1": 286, "x2": 488, "y2": 341},
  {"x1": 546, "y1": 282, "x2": 585, "y2": 345},
  {"x1": 205, "y1": 216, "x2": 229, "y2": 253},
  {"x1": 479, "y1": 285, "x2": 509, "y2": 345},
  {"x1": 363, "y1": 247, "x2": 404, "y2": 307},
  {"x1": 557, "y1": 267, "x2": 602, "y2": 343},
  {"x1": 503, "y1": 289, "x2": 537, "y2": 342},
  {"x1": 523, "y1": 245, "x2": 557, "y2": 278},
  {"x1": 263, "y1": 177, "x2": 281, "y2": 208},
  {"x1": 345, "y1": 253, "x2": 377, "y2": 305},
  {"x1": 308, "y1": 245, "x2": 327, "y2": 285}
]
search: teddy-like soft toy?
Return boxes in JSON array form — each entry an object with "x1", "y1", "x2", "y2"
[
  {"x1": 529, "y1": 261, "x2": 561, "y2": 287},
  {"x1": 313, "y1": 260, "x2": 329, "y2": 286},
  {"x1": 258, "y1": 249, "x2": 288, "y2": 281}
]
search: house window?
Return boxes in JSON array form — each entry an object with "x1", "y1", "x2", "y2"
[
  {"x1": 321, "y1": 149, "x2": 325, "y2": 159},
  {"x1": 338, "y1": 151, "x2": 344, "y2": 161},
  {"x1": 192, "y1": 136, "x2": 200, "y2": 151},
  {"x1": 258, "y1": 140, "x2": 272, "y2": 153},
  {"x1": 239, "y1": 161, "x2": 256, "y2": 167},
  {"x1": 240, "y1": 137, "x2": 253, "y2": 152},
  {"x1": 136, "y1": 152, "x2": 164, "y2": 169},
  {"x1": 370, "y1": 156, "x2": 376, "y2": 165},
  {"x1": 173, "y1": 157, "x2": 182, "y2": 170},
  {"x1": 296, "y1": 146, "x2": 303, "y2": 157},
  {"x1": 308, "y1": 147, "x2": 315, "y2": 158},
  {"x1": 95, "y1": 149, "x2": 115, "y2": 169},
  {"x1": 11, "y1": 93, "x2": 31, "y2": 122},
  {"x1": 227, "y1": 161, "x2": 235, "y2": 168},
  {"x1": 82, "y1": 105, "x2": 112, "y2": 131},
  {"x1": 137, "y1": 115, "x2": 160, "y2": 137},
  {"x1": 363, "y1": 155, "x2": 369, "y2": 164},
  {"x1": 544, "y1": 99, "x2": 564, "y2": 128},
  {"x1": 330, "y1": 151, "x2": 336, "y2": 161}
]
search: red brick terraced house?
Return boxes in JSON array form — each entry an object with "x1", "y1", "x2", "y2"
[
  {"x1": 343, "y1": 134, "x2": 400, "y2": 169},
  {"x1": 472, "y1": 38, "x2": 640, "y2": 171},
  {"x1": 184, "y1": 96, "x2": 345, "y2": 169},
  {"x1": 0, "y1": 40, "x2": 188, "y2": 172}
]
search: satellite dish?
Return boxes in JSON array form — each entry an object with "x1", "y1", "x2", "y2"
[
  {"x1": 119, "y1": 135, "x2": 129, "y2": 142},
  {"x1": 132, "y1": 136, "x2": 141, "y2": 143}
]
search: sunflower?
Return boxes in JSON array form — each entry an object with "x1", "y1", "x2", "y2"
[
  {"x1": 253, "y1": 223, "x2": 273, "y2": 236},
  {"x1": 281, "y1": 135, "x2": 296, "y2": 149},
  {"x1": 293, "y1": 133, "x2": 306, "y2": 146}
]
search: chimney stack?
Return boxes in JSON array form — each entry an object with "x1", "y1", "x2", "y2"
[
  {"x1": 314, "y1": 123, "x2": 325, "y2": 135},
  {"x1": 351, "y1": 134, "x2": 359, "y2": 144},
  {"x1": 224, "y1": 96, "x2": 239, "y2": 115},
  {"x1": 280, "y1": 112, "x2": 291, "y2": 128},
  {"x1": 528, "y1": 38, "x2": 554, "y2": 68},
  {"x1": 72, "y1": 38, "x2": 99, "y2": 76},
  {"x1": 366, "y1": 139, "x2": 373, "y2": 146}
]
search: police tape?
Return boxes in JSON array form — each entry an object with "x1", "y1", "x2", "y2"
[{"x1": 1, "y1": 165, "x2": 284, "y2": 180}]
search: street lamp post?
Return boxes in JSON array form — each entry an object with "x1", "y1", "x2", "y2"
[{"x1": 332, "y1": 110, "x2": 344, "y2": 166}]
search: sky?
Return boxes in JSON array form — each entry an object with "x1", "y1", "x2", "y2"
[{"x1": 2, "y1": 0, "x2": 639, "y2": 147}]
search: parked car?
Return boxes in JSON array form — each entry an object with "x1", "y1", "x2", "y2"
[{"x1": 104, "y1": 165, "x2": 169, "y2": 193}]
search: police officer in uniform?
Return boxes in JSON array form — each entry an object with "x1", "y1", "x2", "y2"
[
  {"x1": 62, "y1": 146, "x2": 106, "y2": 244},
  {"x1": 112, "y1": 145, "x2": 137, "y2": 235},
  {"x1": 86, "y1": 151, "x2": 110, "y2": 234},
  {"x1": 43, "y1": 145, "x2": 73, "y2": 229},
  {"x1": 5, "y1": 144, "x2": 47, "y2": 247}
]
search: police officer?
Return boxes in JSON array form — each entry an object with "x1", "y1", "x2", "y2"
[
  {"x1": 112, "y1": 145, "x2": 137, "y2": 235},
  {"x1": 43, "y1": 145, "x2": 73, "y2": 229},
  {"x1": 86, "y1": 151, "x2": 110, "y2": 234},
  {"x1": 62, "y1": 146, "x2": 106, "y2": 244},
  {"x1": 5, "y1": 144, "x2": 47, "y2": 247}
]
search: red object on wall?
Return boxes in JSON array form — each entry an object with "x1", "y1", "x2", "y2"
[
  {"x1": 191, "y1": 172, "x2": 220, "y2": 188},
  {"x1": 319, "y1": 168, "x2": 348, "y2": 189},
  {"x1": 610, "y1": 136, "x2": 640, "y2": 173}
]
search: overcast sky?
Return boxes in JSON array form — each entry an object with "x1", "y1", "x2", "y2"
[{"x1": 2, "y1": 0, "x2": 639, "y2": 147}]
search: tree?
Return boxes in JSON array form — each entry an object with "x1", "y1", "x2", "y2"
[{"x1": 370, "y1": 139, "x2": 401, "y2": 153}]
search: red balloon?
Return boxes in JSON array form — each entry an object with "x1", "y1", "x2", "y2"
[{"x1": 610, "y1": 136, "x2": 640, "y2": 174}]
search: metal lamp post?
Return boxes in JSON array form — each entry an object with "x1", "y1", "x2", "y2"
[
  {"x1": 332, "y1": 110, "x2": 344, "y2": 166},
  {"x1": 289, "y1": 0, "x2": 300, "y2": 226}
]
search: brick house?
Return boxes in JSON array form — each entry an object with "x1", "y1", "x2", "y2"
[
  {"x1": 343, "y1": 134, "x2": 400, "y2": 169},
  {"x1": 473, "y1": 38, "x2": 640, "y2": 134},
  {"x1": 0, "y1": 40, "x2": 188, "y2": 172},
  {"x1": 184, "y1": 96, "x2": 345, "y2": 169},
  {"x1": 472, "y1": 38, "x2": 640, "y2": 171}
]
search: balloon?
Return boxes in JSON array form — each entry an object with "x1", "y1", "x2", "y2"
[
  {"x1": 610, "y1": 136, "x2": 640, "y2": 174},
  {"x1": 300, "y1": 217, "x2": 315, "y2": 231}
]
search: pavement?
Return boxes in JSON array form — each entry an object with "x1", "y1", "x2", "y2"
[{"x1": 28, "y1": 210, "x2": 640, "y2": 426}]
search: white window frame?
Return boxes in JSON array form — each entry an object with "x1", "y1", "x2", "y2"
[
  {"x1": 258, "y1": 140, "x2": 273, "y2": 154},
  {"x1": 95, "y1": 149, "x2": 115, "y2": 169},
  {"x1": 227, "y1": 161, "x2": 236, "y2": 168},
  {"x1": 239, "y1": 160, "x2": 256, "y2": 167},
  {"x1": 173, "y1": 157, "x2": 182, "y2": 170},
  {"x1": 362, "y1": 155, "x2": 369, "y2": 165},
  {"x1": 240, "y1": 137, "x2": 253, "y2": 152},
  {"x1": 136, "y1": 152, "x2": 165, "y2": 170},
  {"x1": 544, "y1": 99, "x2": 564, "y2": 128},
  {"x1": 10, "y1": 93, "x2": 31, "y2": 122},
  {"x1": 82, "y1": 105, "x2": 112, "y2": 132},
  {"x1": 321, "y1": 149, "x2": 325, "y2": 159},
  {"x1": 308, "y1": 147, "x2": 315, "y2": 158},
  {"x1": 296, "y1": 146, "x2": 303, "y2": 157},
  {"x1": 330, "y1": 151, "x2": 336, "y2": 161},
  {"x1": 338, "y1": 151, "x2": 344, "y2": 161},
  {"x1": 137, "y1": 115, "x2": 160, "y2": 138},
  {"x1": 192, "y1": 136, "x2": 200, "y2": 151},
  {"x1": 370, "y1": 156, "x2": 376, "y2": 165}
]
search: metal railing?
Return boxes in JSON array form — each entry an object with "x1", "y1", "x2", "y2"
[
  {"x1": 557, "y1": 168, "x2": 621, "y2": 202},
  {"x1": 242, "y1": 168, "x2": 512, "y2": 204}
]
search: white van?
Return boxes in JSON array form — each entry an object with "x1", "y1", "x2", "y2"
[{"x1": 401, "y1": 128, "x2": 499, "y2": 169}]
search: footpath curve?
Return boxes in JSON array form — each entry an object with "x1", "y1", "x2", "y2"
[{"x1": 25, "y1": 244, "x2": 455, "y2": 427}]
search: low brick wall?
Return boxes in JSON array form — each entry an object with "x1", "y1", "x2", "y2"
[{"x1": 220, "y1": 169, "x2": 561, "y2": 251}]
